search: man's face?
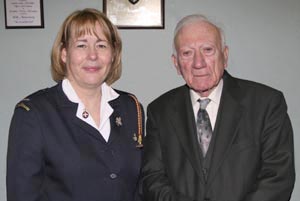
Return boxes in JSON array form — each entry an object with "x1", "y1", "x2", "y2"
[{"x1": 172, "y1": 21, "x2": 228, "y2": 97}]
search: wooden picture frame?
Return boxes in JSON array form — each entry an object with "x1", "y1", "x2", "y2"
[
  {"x1": 103, "y1": 0, "x2": 164, "y2": 29},
  {"x1": 4, "y1": 0, "x2": 44, "y2": 29}
]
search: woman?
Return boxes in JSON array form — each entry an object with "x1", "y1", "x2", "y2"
[{"x1": 7, "y1": 8, "x2": 144, "y2": 201}]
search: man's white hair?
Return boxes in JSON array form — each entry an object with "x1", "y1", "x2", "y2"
[{"x1": 173, "y1": 14, "x2": 226, "y2": 55}]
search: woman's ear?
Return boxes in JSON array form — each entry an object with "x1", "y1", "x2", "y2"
[{"x1": 61, "y1": 47, "x2": 67, "y2": 63}]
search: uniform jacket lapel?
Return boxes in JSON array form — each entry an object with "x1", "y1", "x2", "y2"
[
  {"x1": 54, "y1": 82, "x2": 120, "y2": 144},
  {"x1": 52, "y1": 84, "x2": 91, "y2": 138},
  {"x1": 71, "y1": 94, "x2": 122, "y2": 144},
  {"x1": 108, "y1": 97, "x2": 122, "y2": 143},
  {"x1": 53, "y1": 84, "x2": 124, "y2": 172}
]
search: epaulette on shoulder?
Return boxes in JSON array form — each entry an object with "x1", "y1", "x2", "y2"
[
  {"x1": 128, "y1": 94, "x2": 143, "y2": 148},
  {"x1": 15, "y1": 88, "x2": 49, "y2": 112},
  {"x1": 16, "y1": 98, "x2": 31, "y2": 111}
]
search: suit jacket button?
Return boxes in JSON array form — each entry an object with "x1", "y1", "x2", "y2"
[
  {"x1": 110, "y1": 173, "x2": 117, "y2": 179},
  {"x1": 202, "y1": 168, "x2": 207, "y2": 175},
  {"x1": 204, "y1": 198, "x2": 210, "y2": 201}
]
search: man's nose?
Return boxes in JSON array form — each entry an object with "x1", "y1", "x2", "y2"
[{"x1": 193, "y1": 51, "x2": 206, "y2": 67}]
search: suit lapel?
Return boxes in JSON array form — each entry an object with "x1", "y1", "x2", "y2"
[
  {"x1": 108, "y1": 98, "x2": 122, "y2": 144},
  {"x1": 169, "y1": 86, "x2": 204, "y2": 179},
  {"x1": 207, "y1": 72, "x2": 244, "y2": 186}
]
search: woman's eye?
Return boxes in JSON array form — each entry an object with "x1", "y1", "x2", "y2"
[
  {"x1": 77, "y1": 44, "x2": 86, "y2": 48},
  {"x1": 98, "y1": 44, "x2": 107, "y2": 49}
]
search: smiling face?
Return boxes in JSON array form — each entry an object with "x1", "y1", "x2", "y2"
[
  {"x1": 61, "y1": 22, "x2": 113, "y2": 91},
  {"x1": 172, "y1": 21, "x2": 228, "y2": 97}
]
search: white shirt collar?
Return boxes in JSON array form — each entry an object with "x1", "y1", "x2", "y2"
[
  {"x1": 190, "y1": 79, "x2": 223, "y2": 130},
  {"x1": 62, "y1": 79, "x2": 119, "y2": 141},
  {"x1": 190, "y1": 79, "x2": 223, "y2": 107},
  {"x1": 62, "y1": 79, "x2": 119, "y2": 104}
]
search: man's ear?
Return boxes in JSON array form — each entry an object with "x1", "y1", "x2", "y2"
[
  {"x1": 223, "y1": 46, "x2": 229, "y2": 69},
  {"x1": 172, "y1": 54, "x2": 181, "y2": 75}
]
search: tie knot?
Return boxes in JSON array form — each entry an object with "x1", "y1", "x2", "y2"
[{"x1": 199, "y1": 99, "x2": 210, "y2": 110}]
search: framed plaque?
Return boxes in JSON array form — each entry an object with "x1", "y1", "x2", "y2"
[
  {"x1": 103, "y1": 0, "x2": 164, "y2": 29},
  {"x1": 4, "y1": 0, "x2": 44, "y2": 29}
]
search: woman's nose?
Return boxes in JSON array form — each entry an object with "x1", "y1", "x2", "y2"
[{"x1": 88, "y1": 47, "x2": 97, "y2": 60}]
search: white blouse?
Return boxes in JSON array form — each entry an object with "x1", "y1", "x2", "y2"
[{"x1": 62, "y1": 79, "x2": 119, "y2": 142}]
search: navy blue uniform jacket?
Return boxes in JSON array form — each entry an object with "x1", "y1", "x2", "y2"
[{"x1": 7, "y1": 82, "x2": 144, "y2": 201}]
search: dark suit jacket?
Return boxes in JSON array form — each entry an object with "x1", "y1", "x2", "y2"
[
  {"x1": 142, "y1": 71, "x2": 295, "y2": 201},
  {"x1": 7, "y1": 82, "x2": 144, "y2": 201}
]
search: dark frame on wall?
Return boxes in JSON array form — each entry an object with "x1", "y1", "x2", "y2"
[
  {"x1": 4, "y1": 0, "x2": 44, "y2": 29},
  {"x1": 103, "y1": 0, "x2": 164, "y2": 29}
]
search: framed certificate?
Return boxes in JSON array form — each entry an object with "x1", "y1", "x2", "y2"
[
  {"x1": 4, "y1": 0, "x2": 44, "y2": 29},
  {"x1": 103, "y1": 0, "x2": 164, "y2": 29}
]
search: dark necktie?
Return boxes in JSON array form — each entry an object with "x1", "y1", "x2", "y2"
[{"x1": 197, "y1": 99, "x2": 212, "y2": 157}]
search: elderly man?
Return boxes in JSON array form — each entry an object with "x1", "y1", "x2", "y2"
[{"x1": 141, "y1": 14, "x2": 295, "y2": 201}]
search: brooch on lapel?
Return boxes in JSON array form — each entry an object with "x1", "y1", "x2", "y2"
[
  {"x1": 115, "y1": 116, "x2": 122, "y2": 126},
  {"x1": 82, "y1": 110, "x2": 89, "y2": 119}
]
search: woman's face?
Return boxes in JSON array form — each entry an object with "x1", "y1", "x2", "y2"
[{"x1": 61, "y1": 23, "x2": 113, "y2": 91}]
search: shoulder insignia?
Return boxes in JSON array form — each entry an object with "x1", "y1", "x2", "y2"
[{"x1": 16, "y1": 102, "x2": 30, "y2": 111}]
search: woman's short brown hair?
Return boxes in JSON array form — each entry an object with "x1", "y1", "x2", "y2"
[{"x1": 51, "y1": 8, "x2": 122, "y2": 85}]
